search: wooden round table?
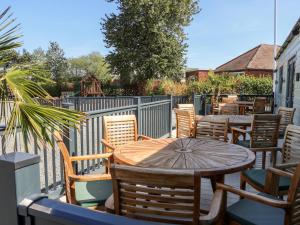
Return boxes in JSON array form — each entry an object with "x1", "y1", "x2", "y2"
[
  {"x1": 113, "y1": 138, "x2": 255, "y2": 180},
  {"x1": 196, "y1": 115, "x2": 253, "y2": 127}
]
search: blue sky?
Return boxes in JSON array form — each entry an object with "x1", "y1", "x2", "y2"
[{"x1": 1, "y1": 0, "x2": 299, "y2": 69}]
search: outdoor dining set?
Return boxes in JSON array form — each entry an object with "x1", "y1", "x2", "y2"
[{"x1": 54, "y1": 96, "x2": 300, "y2": 225}]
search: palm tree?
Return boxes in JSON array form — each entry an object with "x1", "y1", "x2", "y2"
[{"x1": 0, "y1": 6, "x2": 85, "y2": 152}]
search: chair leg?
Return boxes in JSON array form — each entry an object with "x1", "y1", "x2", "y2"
[
  {"x1": 216, "y1": 191, "x2": 227, "y2": 225},
  {"x1": 240, "y1": 174, "x2": 246, "y2": 199},
  {"x1": 241, "y1": 126, "x2": 247, "y2": 141},
  {"x1": 262, "y1": 152, "x2": 266, "y2": 169}
]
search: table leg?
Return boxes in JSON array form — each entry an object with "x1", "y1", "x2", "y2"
[
  {"x1": 210, "y1": 175, "x2": 225, "y2": 192},
  {"x1": 239, "y1": 105, "x2": 245, "y2": 115}
]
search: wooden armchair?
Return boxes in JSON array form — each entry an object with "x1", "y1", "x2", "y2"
[
  {"x1": 178, "y1": 103, "x2": 195, "y2": 121},
  {"x1": 54, "y1": 131, "x2": 113, "y2": 209},
  {"x1": 106, "y1": 164, "x2": 226, "y2": 225},
  {"x1": 219, "y1": 103, "x2": 239, "y2": 115},
  {"x1": 232, "y1": 114, "x2": 281, "y2": 167},
  {"x1": 232, "y1": 115, "x2": 291, "y2": 195},
  {"x1": 174, "y1": 109, "x2": 194, "y2": 138},
  {"x1": 239, "y1": 125, "x2": 300, "y2": 196},
  {"x1": 278, "y1": 107, "x2": 296, "y2": 138},
  {"x1": 195, "y1": 117, "x2": 229, "y2": 142},
  {"x1": 217, "y1": 162, "x2": 300, "y2": 225},
  {"x1": 211, "y1": 96, "x2": 220, "y2": 115},
  {"x1": 252, "y1": 97, "x2": 267, "y2": 114},
  {"x1": 101, "y1": 115, "x2": 151, "y2": 152}
]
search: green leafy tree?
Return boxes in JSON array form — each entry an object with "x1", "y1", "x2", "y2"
[
  {"x1": 32, "y1": 47, "x2": 47, "y2": 65},
  {"x1": 68, "y1": 52, "x2": 111, "y2": 83},
  {"x1": 102, "y1": 0, "x2": 199, "y2": 84},
  {"x1": 46, "y1": 42, "x2": 68, "y2": 95},
  {"x1": 0, "y1": 7, "x2": 84, "y2": 152}
]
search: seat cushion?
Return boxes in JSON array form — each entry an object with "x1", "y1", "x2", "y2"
[
  {"x1": 243, "y1": 169, "x2": 291, "y2": 191},
  {"x1": 237, "y1": 140, "x2": 250, "y2": 148},
  {"x1": 75, "y1": 179, "x2": 112, "y2": 207},
  {"x1": 227, "y1": 193, "x2": 285, "y2": 225}
]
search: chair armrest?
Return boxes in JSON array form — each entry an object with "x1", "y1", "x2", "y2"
[
  {"x1": 267, "y1": 167, "x2": 293, "y2": 178},
  {"x1": 264, "y1": 167, "x2": 294, "y2": 195},
  {"x1": 275, "y1": 162, "x2": 299, "y2": 170},
  {"x1": 199, "y1": 189, "x2": 225, "y2": 225},
  {"x1": 217, "y1": 183, "x2": 290, "y2": 209},
  {"x1": 138, "y1": 135, "x2": 152, "y2": 140},
  {"x1": 70, "y1": 153, "x2": 113, "y2": 162},
  {"x1": 231, "y1": 127, "x2": 248, "y2": 134},
  {"x1": 231, "y1": 127, "x2": 250, "y2": 144},
  {"x1": 68, "y1": 173, "x2": 111, "y2": 182},
  {"x1": 101, "y1": 139, "x2": 116, "y2": 152}
]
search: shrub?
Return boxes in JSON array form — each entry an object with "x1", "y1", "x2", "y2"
[
  {"x1": 143, "y1": 73, "x2": 273, "y2": 96},
  {"x1": 144, "y1": 79, "x2": 188, "y2": 96},
  {"x1": 235, "y1": 75, "x2": 273, "y2": 95}
]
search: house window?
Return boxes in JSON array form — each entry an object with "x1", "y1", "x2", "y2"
[{"x1": 278, "y1": 66, "x2": 283, "y2": 93}]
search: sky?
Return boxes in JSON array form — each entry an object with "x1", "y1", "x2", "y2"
[{"x1": 1, "y1": 0, "x2": 299, "y2": 69}]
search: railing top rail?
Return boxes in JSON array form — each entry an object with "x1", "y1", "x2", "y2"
[
  {"x1": 87, "y1": 104, "x2": 138, "y2": 116},
  {"x1": 140, "y1": 99, "x2": 171, "y2": 107},
  {"x1": 204, "y1": 94, "x2": 273, "y2": 97}
]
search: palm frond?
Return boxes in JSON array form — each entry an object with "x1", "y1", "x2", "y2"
[
  {"x1": 0, "y1": 6, "x2": 86, "y2": 153},
  {"x1": 5, "y1": 102, "x2": 85, "y2": 149},
  {"x1": 0, "y1": 7, "x2": 22, "y2": 64}
]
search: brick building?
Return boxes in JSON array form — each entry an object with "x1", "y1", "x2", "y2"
[
  {"x1": 185, "y1": 69, "x2": 209, "y2": 81},
  {"x1": 215, "y1": 44, "x2": 280, "y2": 77}
]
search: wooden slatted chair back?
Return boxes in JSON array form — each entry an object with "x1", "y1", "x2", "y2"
[
  {"x1": 174, "y1": 109, "x2": 193, "y2": 138},
  {"x1": 195, "y1": 118, "x2": 229, "y2": 142},
  {"x1": 178, "y1": 104, "x2": 195, "y2": 121},
  {"x1": 250, "y1": 114, "x2": 281, "y2": 148},
  {"x1": 278, "y1": 107, "x2": 296, "y2": 135},
  {"x1": 286, "y1": 163, "x2": 300, "y2": 223},
  {"x1": 110, "y1": 164, "x2": 201, "y2": 225},
  {"x1": 103, "y1": 115, "x2": 138, "y2": 150},
  {"x1": 282, "y1": 125, "x2": 300, "y2": 167},
  {"x1": 219, "y1": 103, "x2": 239, "y2": 115},
  {"x1": 253, "y1": 97, "x2": 266, "y2": 113},
  {"x1": 211, "y1": 96, "x2": 219, "y2": 114}
]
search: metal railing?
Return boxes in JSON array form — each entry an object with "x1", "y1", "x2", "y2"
[
  {"x1": 2, "y1": 97, "x2": 173, "y2": 196},
  {"x1": 1, "y1": 93, "x2": 273, "y2": 196},
  {"x1": 38, "y1": 95, "x2": 205, "y2": 112}
]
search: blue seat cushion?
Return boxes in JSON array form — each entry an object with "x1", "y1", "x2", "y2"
[
  {"x1": 237, "y1": 140, "x2": 250, "y2": 148},
  {"x1": 227, "y1": 193, "x2": 285, "y2": 225},
  {"x1": 243, "y1": 169, "x2": 290, "y2": 191},
  {"x1": 75, "y1": 179, "x2": 112, "y2": 207}
]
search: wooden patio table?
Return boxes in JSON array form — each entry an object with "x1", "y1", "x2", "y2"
[
  {"x1": 234, "y1": 101, "x2": 254, "y2": 115},
  {"x1": 113, "y1": 138, "x2": 255, "y2": 189},
  {"x1": 195, "y1": 115, "x2": 253, "y2": 127}
]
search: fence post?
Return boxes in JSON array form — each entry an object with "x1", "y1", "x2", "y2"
[
  {"x1": 62, "y1": 102, "x2": 76, "y2": 157},
  {"x1": 192, "y1": 93, "x2": 196, "y2": 106},
  {"x1": 134, "y1": 97, "x2": 142, "y2": 134},
  {"x1": 0, "y1": 152, "x2": 41, "y2": 225},
  {"x1": 203, "y1": 94, "x2": 207, "y2": 115},
  {"x1": 169, "y1": 95, "x2": 173, "y2": 138}
]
